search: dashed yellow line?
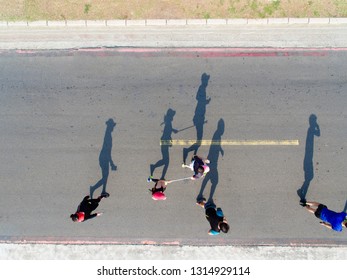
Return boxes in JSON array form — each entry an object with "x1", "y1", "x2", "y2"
[{"x1": 160, "y1": 140, "x2": 299, "y2": 146}]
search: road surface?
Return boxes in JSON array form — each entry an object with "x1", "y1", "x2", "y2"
[{"x1": 1, "y1": 48, "x2": 346, "y2": 251}]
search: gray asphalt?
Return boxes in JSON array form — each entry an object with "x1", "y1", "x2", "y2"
[
  {"x1": 1, "y1": 23, "x2": 347, "y2": 260},
  {"x1": 1, "y1": 49, "x2": 346, "y2": 246}
]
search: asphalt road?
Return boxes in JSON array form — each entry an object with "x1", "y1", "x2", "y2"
[{"x1": 0, "y1": 48, "x2": 346, "y2": 246}]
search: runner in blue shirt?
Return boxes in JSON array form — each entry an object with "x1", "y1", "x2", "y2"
[{"x1": 302, "y1": 201, "x2": 347, "y2": 231}]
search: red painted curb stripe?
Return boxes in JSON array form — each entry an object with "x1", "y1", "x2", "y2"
[
  {"x1": 78, "y1": 47, "x2": 347, "y2": 53},
  {"x1": 1, "y1": 236, "x2": 347, "y2": 247},
  {"x1": 7, "y1": 47, "x2": 347, "y2": 57},
  {"x1": 75, "y1": 47, "x2": 334, "y2": 57}
]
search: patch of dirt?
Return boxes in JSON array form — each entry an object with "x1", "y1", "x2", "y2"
[{"x1": 0, "y1": 0, "x2": 346, "y2": 21}]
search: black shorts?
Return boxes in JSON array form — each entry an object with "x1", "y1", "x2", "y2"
[{"x1": 314, "y1": 204, "x2": 327, "y2": 219}]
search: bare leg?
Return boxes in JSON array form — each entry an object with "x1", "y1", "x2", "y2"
[
  {"x1": 305, "y1": 206, "x2": 316, "y2": 214},
  {"x1": 304, "y1": 201, "x2": 320, "y2": 214},
  {"x1": 306, "y1": 201, "x2": 320, "y2": 207}
]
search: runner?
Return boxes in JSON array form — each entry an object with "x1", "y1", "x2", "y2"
[
  {"x1": 148, "y1": 177, "x2": 172, "y2": 200},
  {"x1": 302, "y1": 201, "x2": 347, "y2": 231},
  {"x1": 182, "y1": 155, "x2": 210, "y2": 180},
  {"x1": 197, "y1": 199, "x2": 229, "y2": 235},
  {"x1": 70, "y1": 194, "x2": 107, "y2": 222}
]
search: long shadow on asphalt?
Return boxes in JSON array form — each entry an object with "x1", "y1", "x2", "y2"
[
  {"x1": 297, "y1": 114, "x2": 320, "y2": 203},
  {"x1": 90, "y1": 118, "x2": 117, "y2": 198},
  {"x1": 183, "y1": 73, "x2": 211, "y2": 164},
  {"x1": 196, "y1": 118, "x2": 225, "y2": 203},
  {"x1": 150, "y1": 108, "x2": 178, "y2": 180},
  {"x1": 343, "y1": 200, "x2": 347, "y2": 213}
]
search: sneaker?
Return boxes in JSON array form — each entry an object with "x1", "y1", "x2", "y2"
[
  {"x1": 196, "y1": 198, "x2": 206, "y2": 208},
  {"x1": 196, "y1": 201, "x2": 205, "y2": 208},
  {"x1": 299, "y1": 199, "x2": 307, "y2": 207},
  {"x1": 147, "y1": 176, "x2": 153, "y2": 183}
]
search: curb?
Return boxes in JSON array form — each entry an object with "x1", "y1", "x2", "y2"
[{"x1": 1, "y1": 18, "x2": 347, "y2": 27}]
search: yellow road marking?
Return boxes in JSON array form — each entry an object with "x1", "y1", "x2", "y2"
[{"x1": 160, "y1": 140, "x2": 299, "y2": 146}]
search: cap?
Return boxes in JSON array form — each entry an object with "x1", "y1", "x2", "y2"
[{"x1": 152, "y1": 192, "x2": 167, "y2": 200}]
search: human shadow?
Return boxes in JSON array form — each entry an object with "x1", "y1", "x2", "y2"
[
  {"x1": 297, "y1": 114, "x2": 320, "y2": 203},
  {"x1": 196, "y1": 118, "x2": 224, "y2": 203},
  {"x1": 150, "y1": 108, "x2": 178, "y2": 180},
  {"x1": 183, "y1": 73, "x2": 211, "y2": 164},
  {"x1": 90, "y1": 118, "x2": 117, "y2": 198},
  {"x1": 343, "y1": 200, "x2": 347, "y2": 213}
]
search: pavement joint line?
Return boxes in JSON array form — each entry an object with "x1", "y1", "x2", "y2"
[
  {"x1": 1, "y1": 17, "x2": 347, "y2": 28},
  {"x1": 160, "y1": 140, "x2": 300, "y2": 146}
]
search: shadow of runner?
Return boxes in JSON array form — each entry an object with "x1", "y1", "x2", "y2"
[
  {"x1": 297, "y1": 114, "x2": 320, "y2": 203},
  {"x1": 343, "y1": 200, "x2": 347, "y2": 213},
  {"x1": 90, "y1": 118, "x2": 117, "y2": 198},
  {"x1": 150, "y1": 109, "x2": 178, "y2": 180},
  {"x1": 196, "y1": 118, "x2": 224, "y2": 203},
  {"x1": 183, "y1": 73, "x2": 211, "y2": 164}
]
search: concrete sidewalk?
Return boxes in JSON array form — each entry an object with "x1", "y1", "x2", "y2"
[
  {"x1": 1, "y1": 18, "x2": 347, "y2": 49},
  {"x1": 1, "y1": 243, "x2": 346, "y2": 260}
]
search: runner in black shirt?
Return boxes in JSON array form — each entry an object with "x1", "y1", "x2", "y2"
[
  {"x1": 70, "y1": 194, "x2": 107, "y2": 222},
  {"x1": 148, "y1": 177, "x2": 173, "y2": 200},
  {"x1": 197, "y1": 199, "x2": 229, "y2": 235}
]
